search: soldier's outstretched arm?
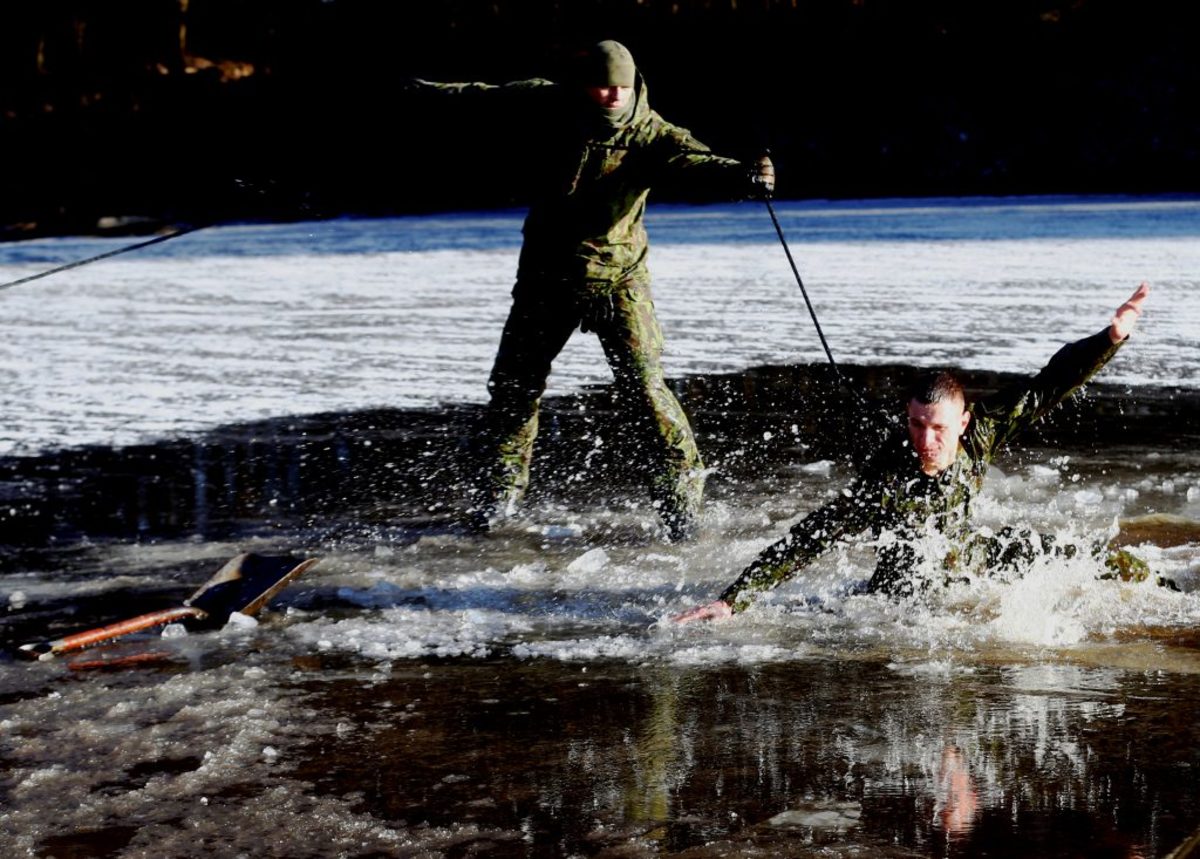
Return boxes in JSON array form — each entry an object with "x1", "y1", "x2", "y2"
[
  {"x1": 672, "y1": 490, "x2": 874, "y2": 624},
  {"x1": 401, "y1": 77, "x2": 555, "y2": 98},
  {"x1": 653, "y1": 122, "x2": 774, "y2": 201},
  {"x1": 971, "y1": 283, "x2": 1150, "y2": 454},
  {"x1": 1109, "y1": 282, "x2": 1150, "y2": 344}
]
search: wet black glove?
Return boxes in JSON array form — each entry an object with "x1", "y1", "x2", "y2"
[
  {"x1": 578, "y1": 291, "x2": 616, "y2": 333},
  {"x1": 748, "y1": 153, "x2": 775, "y2": 199}
]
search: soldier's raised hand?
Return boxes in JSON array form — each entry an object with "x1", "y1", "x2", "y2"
[{"x1": 1110, "y1": 282, "x2": 1150, "y2": 343}]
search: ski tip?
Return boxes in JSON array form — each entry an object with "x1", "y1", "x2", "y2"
[{"x1": 17, "y1": 642, "x2": 55, "y2": 661}]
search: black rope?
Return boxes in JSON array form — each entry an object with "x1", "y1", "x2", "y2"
[
  {"x1": 763, "y1": 196, "x2": 895, "y2": 430},
  {"x1": 0, "y1": 223, "x2": 206, "y2": 293}
]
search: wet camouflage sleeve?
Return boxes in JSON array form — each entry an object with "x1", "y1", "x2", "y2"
[
  {"x1": 967, "y1": 328, "x2": 1122, "y2": 461},
  {"x1": 404, "y1": 78, "x2": 555, "y2": 98},
  {"x1": 645, "y1": 119, "x2": 755, "y2": 198},
  {"x1": 719, "y1": 481, "x2": 882, "y2": 613}
]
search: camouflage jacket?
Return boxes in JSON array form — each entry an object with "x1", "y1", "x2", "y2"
[
  {"x1": 409, "y1": 75, "x2": 754, "y2": 284},
  {"x1": 720, "y1": 328, "x2": 1124, "y2": 612}
]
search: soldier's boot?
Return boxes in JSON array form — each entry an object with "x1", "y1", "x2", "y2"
[
  {"x1": 463, "y1": 424, "x2": 536, "y2": 533},
  {"x1": 654, "y1": 466, "x2": 705, "y2": 543},
  {"x1": 464, "y1": 482, "x2": 523, "y2": 534},
  {"x1": 638, "y1": 390, "x2": 705, "y2": 542}
]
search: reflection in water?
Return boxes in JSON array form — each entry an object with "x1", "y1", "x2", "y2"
[
  {"x1": 624, "y1": 670, "x2": 680, "y2": 833},
  {"x1": 935, "y1": 746, "x2": 979, "y2": 840},
  {"x1": 285, "y1": 659, "x2": 1200, "y2": 857}
]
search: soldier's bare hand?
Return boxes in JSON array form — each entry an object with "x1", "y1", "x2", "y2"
[
  {"x1": 671, "y1": 599, "x2": 733, "y2": 624},
  {"x1": 1110, "y1": 282, "x2": 1150, "y2": 343}
]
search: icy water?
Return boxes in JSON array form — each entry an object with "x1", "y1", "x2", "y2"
[{"x1": 2, "y1": 196, "x2": 1200, "y2": 857}]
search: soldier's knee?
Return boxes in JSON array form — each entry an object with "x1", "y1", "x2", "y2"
[{"x1": 487, "y1": 374, "x2": 544, "y2": 406}]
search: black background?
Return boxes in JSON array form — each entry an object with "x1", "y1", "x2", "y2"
[{"x1": 2, "y1": 0, "x2": 1197, "y2": 238}]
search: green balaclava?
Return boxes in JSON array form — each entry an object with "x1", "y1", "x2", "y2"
[
  {"x1": 574, "y1": 40, "x2": 638, "y2": 128},
  {"x1": 581, "y1": 40, "x2": 636, "y2": 88}
]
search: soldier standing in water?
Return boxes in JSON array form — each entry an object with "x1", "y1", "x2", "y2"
[{"x1": 407, "y1": 40, "x2": 774, "y2": 540}]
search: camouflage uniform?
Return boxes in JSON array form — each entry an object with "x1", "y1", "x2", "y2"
[
  {"x1": 410, "y1": 70, "x2": 759, "y2": 535},
  {"x1": 721, "y1": 328, "x2": 1133, "y2": 613}
]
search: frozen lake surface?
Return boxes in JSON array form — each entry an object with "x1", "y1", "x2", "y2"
[
  {"x1": 1, "y1": 196, "x2": 1200, "y2": 857},
  {"x1": 0, "y1": 195, "x2": 1197, "y2": 456}
]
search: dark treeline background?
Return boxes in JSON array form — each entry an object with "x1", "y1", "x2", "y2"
[{"x1": 1, "y1": 0, "x2": 1197, "y2": 239}]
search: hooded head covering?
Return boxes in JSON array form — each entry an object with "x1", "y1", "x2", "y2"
[
  {"x1": 574, "y1": 40, "x2": 637, "y2": 88},
  {"x1": 571, "y1": 40, "x2": 639, "y2": 130}
]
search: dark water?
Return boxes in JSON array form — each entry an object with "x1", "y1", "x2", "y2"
[{"x1": 286, "y1": 657, "x2": 1200, "y2": 858}]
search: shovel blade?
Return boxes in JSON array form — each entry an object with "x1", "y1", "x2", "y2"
[{"x1": 185, "y1": 553, "x2": 318, "y2": 623}]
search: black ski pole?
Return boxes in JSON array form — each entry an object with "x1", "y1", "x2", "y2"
[{"x1": 762, "y1": 194, "x2": 895, "y2": 431}]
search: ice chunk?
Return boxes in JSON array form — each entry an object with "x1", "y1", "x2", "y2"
[
  {"x1": 768, "y1": 800, "x2": 862, "y2": 830},
  {"x1": 540, "y1": 523, "x2": 583, "y2": 539},
  {"x1": 223, "y1": 611, "x2": 259, "y2": 630},
  {"x1": 566, "y1": 547, "x2": 609, "y2": 574}
]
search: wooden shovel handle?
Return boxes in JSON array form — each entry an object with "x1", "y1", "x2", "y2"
[{"x1": 19, "y1": 606, "x2": 206, "y2": 660}]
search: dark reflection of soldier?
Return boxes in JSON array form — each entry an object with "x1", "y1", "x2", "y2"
[
  {"x1": 407, "y1": 40, "x2": 774, "y2": 540},
  {"x1": 675, "y1": 284, "x2": 1152, "y2": 622}
]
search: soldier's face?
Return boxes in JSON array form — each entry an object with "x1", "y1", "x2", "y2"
[
  {"x1": 585, "y1": 86, "x2": 633, "y2": 109},
  {"x1": 906, "y1": 396, "x2": 970, "y2": 475}
]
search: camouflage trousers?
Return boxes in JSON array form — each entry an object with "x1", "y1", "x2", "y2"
[
  {"x1": 471, "y1": 276, "x2": 704, "y2": 536},
  {"x1": 867, "y1": 526, "x2": 1159, "y2": 596}
]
